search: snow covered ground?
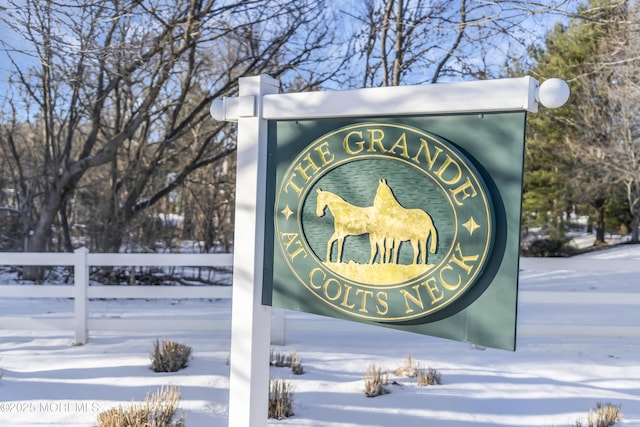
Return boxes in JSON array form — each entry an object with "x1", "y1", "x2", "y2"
[{"x1": 0, "y1": 245, "x2": 639, "y2": 427}]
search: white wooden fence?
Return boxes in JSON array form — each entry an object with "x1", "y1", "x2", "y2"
[
  {"x1": 0, "y1": 248, "x2": 235, "y2": 344},
  {"x1": 517, "y1": 257, "x2": 640, "y2": 338},
  {"x1": 0, "y1": 248, "x2": 639, "y2": 343}
]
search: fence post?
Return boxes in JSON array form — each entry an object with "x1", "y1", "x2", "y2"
[{"x1": 74, "y1": 247, "x2": 89, "y2": 345}]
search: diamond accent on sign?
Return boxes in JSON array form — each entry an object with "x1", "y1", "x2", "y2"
[
  {"x1": 462, "y1": 216, "x2": 481, "y2": 236},
  {"x1": 281, "y1": 205, "x2": 294, "y2": 220}
]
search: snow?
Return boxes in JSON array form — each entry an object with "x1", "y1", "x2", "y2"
[{"x1": 1, "y1": 245, "x2": 639, "y2": 427}]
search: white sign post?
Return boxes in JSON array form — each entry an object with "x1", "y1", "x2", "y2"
[{"x1": 212, "y1": 74, "x2": 279, "y2": 427}]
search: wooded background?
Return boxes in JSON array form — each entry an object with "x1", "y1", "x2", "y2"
[{"x1": 1, "y1": 0, "x2": 638, "y2": 270}]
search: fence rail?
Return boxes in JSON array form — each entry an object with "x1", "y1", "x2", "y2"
[{"x1": 1, "y1": 249, "x2": 638, "y2": 343}]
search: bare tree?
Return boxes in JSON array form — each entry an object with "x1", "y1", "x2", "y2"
[
  {"x1": 0, "y1": 0, "x2": 342, "y2": 275},
  {"x1": 344, "y1": 0, "x2": 578, "y2": 87}
]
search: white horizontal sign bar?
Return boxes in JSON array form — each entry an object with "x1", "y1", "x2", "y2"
[{"x1": 263, "y1": 77, "x2": 539, "y2": 120}]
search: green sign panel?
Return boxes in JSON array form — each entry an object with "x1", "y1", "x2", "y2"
[{"x1": 264, "y1": 113, "x2": 526, "y2": 351}]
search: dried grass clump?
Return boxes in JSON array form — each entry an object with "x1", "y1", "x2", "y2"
[
  {"x1": 546, "y1": 402, "x2": 623, "y2": 427},
  {"x1": 290, "y1": 352, "x2": 304, "y2": 375},
  {"x1": 268, "y1": 378, "x2": 294, "y2": 420},
  {"x1": 395, "y1": 355, "x2": 442, "y2": 386},
  {"x1": 97, "y1": 385, "x2": 184, "y2": 427},
  {"x1": 394, "y1": 355, "x2": 419, "y2": 378},
  {"x1": 270, "y1": 349, "x2": 287, "y2": 367},
  {"x1": 150, "y1": 339, "x2": 192, "y2": 373},
  {"x1": 364, "y1": 364, "x2": 389, "y2": 397},
  {"x1": 417, "y1": 367, "x2": 442, "y2": 386},
  {"x1": 270, "y1": 349, "x2": 304, "y2": 375},
  {"x1": 584, "y1": 402, "x2": 622, "y2": 427}
]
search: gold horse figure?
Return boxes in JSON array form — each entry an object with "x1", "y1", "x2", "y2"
[
  {"x1": 373, "y1": 179, "x2": 438, "y2": 264},
  {"x1": 316, "y1": 189, "x2": 384, "y2": 264}
]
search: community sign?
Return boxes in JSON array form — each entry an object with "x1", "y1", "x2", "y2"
[{"x1": 263, "y1": 112, "x2": 527, "y2": 351}]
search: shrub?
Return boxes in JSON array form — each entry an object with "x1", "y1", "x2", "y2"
[
  {"x1": 270, "y1": 349, "x2": 304, "y2": 375},
  {"x1": 394, "y1": 355, "x2": 419, "y2": 378},
  {"x1": 150, "y1": 339, "x2": 192, "y2": 373},
  {"x1": 97, "y1": 385, "x2": 184, "y2": 427},
  {"x1": 394, "y1": 355, "x2": 442, "y2": 386},
  {"x1": 545, "y1": 402, "x2": 623, "y2": 427},
  {"x1": 520, "y1": 237, "x2": 573, "y2": 257},
  {"x1": 585, "y1": 402, "x2": 622, "y2": 427},
  {"x1": 268, "y1": 378, "x2": 294, "y2": 420},
  {"x1": 270, "y1": 349, "x2": 288, "y2": 367},
  {"x1": 364, "y1": 364, "x2": 389, "y2": 397},
  {"x1": 417, "y1": 367, "x2": 442, "y2": 386},
  {"x1": 289, "y1": 352, "x2": 304, "y2": 375}
]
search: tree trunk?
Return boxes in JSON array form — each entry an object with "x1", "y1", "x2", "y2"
[
  {"x1": 23, "y1": 229, "x2": 49, "y2": 281},
  {"x1": 593, "y1": 198, "x2": 606, "y2": 246},
  {"x1": 60, "y1": 202, "x2": 74, "y2": 252},
  {"x1": 22, "y1": 187, "x2": 64, "y2": 280}
]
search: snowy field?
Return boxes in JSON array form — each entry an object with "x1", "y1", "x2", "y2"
[{"x1": 0, "y1": 245, "x2": 639, "y2": 427}]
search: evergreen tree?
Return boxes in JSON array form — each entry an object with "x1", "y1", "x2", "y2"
[{"x1": 525, "y1": 0, "x2": 631, "y2": 245}]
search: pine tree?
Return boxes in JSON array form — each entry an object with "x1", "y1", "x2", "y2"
[{"x1": 524, "y1": 0, "x2": 631, "y2": 245}]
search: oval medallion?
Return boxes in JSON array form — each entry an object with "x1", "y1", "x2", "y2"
[{"x1": 274, "y1": 122, "x2": 494, "y2": 322}]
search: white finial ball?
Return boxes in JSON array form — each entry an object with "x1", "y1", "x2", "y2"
[
  {"x1": 210, "y1": 99, "x2": 225, "y2": 121},
  {"x1": 538, "y1": 78, "x2": 570, "y2": 109}
]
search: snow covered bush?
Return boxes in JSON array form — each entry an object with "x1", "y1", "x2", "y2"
[
  {"x1": 417, "y1": 367, "x2": 442, "y2": 386},
  {"x1": 289, "y1": 352, "x2": 304, "y2": 375},
  {"x1": 394, "y1": 355, "x2": 419, "y2": 378},
  {"x1": 364, "y1": 364, "x2": 389, "y2": 397},
  {"x1": 395, "y1": 355, "x2": 442, "y2": 386},
  {"x1": 97, "y1": 385, "x2": 184, "y2": 427},
  {"x1": 585, "y1": 402, "x2": 622, "y2": 427},
  {"x1": 269, "y1": 349, "x2": 288, "y2": 367},
  {"x1": 545, "y1": 402, "x2": 622, "y2": 427},
  {"x1": 150, "y1": 339, "x2": 192, "y2": 373},
  {"x1": 270, "y1": 349, "x2": 304, "y2": 375},
  {"x1": 268, "y1": 378, "x2": 294, "y2": 419}
]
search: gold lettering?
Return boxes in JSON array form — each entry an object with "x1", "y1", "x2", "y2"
[
  {"x1": 434, "y1": 155, "x2": 462, "y2": 185},
  {"x1": 280, "y1": 232, "x2": 307, "y2": 261},
  {"x1": 423, "y1": 277, "x2": 444, "y2": 304},
  {"x1": 284, "y1": 173, "x2": 303, "y2": 196},
  {"x1": 343, "y1": 131, "x2": 365, "y2": 154},
  {"x1": 323, "y1": 278, "x2": 342, "y2": 301},
  {"x1": 288, "y1": 243, "x2": 306, "y2": 261},
  {"x1": 367, "y1": 129, "x2": 386, "y2": 153},
  {"x1": 388, "y1": 132, "x2": 409, "y2": 158},
  {"x1": 355, "y1": 289, "x2": 373, "y2": 313},
  {"x1": 314, "y1": 141, "x2": 334, "y2": 166},
  {"x1": 294, "y1": 153, "x2": 320, "y2": 182},
  {"x1": 375, "y1": 292, "x2": 389, "y2": 315},
  {"x1": 439, "y1": 264, "x2": 461, "y2": 291},
  {"x1": 450, "y1": 177, "x2": 477, "y2": 206},
  {"x1": 308, "y1": 268, "x2": 324, "y2": 290},
  {"x1": 341, "y1": 284, "x2": 356, "y2": 309},
  {"x1": 411, "y1": 138, "x2": 443, "y2": 169},
  {"x1": 449, "y1": 243, "x2": 479, "y2": 275},
  {"x1": 400, "y1": 284, "x2": 424, "y2": 314},
  {"x1": 281, "y1": 232, "x2": 298, "y2": 250}
]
